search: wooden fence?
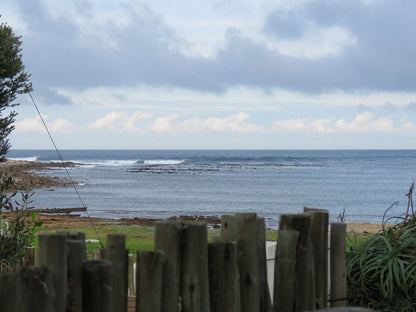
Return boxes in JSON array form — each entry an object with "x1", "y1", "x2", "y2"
[{"x1": 0, "y1": 210, "x2": 374, "y2": 312}]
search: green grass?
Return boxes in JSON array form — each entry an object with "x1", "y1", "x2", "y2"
[
  {"x1": 33, "y1": 224, "x2": 279, "y2": 258},
  {"x1": 33, "y1": 225, "x2": 156, "y2": 257}
]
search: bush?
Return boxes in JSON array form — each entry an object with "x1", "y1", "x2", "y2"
[
  {"x1": 0, "y1": 171, "x2": 42, "y2": 270},
  {"x1": 346, "y1": 185, "x2": 416, "y2": 311}
]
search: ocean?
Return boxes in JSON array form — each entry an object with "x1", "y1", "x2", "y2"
[{"x1": 5, "y1": 149, "x2": 416, "y2": 228}]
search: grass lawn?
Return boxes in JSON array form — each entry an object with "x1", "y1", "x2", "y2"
[
  {"x1": 33, "y1": 222, "x2": 368, "y2": 260},
  {"x1": 33, "y1": 224, "x2": 279, "y2": 258}
]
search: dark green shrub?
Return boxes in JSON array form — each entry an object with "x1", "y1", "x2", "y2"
[{"x1": 0, "y1": 171, "x2": 42, "y2": 270}]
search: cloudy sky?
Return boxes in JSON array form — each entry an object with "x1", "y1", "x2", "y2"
[{"x1": 2, "y1": 0, "x2": 416, "y2": 149}]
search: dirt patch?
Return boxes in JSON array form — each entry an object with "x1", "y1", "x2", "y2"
[
  {"x1": 29, "y1": 214, "x2": 222, "y2": 229},
  {"x1": 346, "y1": 222, "x2": 395, "y2": 234}
]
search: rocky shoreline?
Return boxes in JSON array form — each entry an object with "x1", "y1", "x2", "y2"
[{"x1": 0, "y1": 159, "x2": 75, "y2": 191}]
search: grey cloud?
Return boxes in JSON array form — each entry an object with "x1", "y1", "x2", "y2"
[
  {"x1": 10, "y1": 0, "x2": 416, "y2": 105},
  {"x1": 406, "y1": 103, "x2": 416, "y2": 111},
  {"x1": 263, "y1": 11, "x2": 306, "y2": 39}
]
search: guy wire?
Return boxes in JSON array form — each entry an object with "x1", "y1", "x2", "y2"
[{"x1": 28, "y1": 92, "x2": 104, "y2": 249}]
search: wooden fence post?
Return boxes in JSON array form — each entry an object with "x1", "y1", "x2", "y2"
[
  {"x1": 279, "y1": 213, "x2": 315, "y2": 312},
  {"x1": 220, "y1": 214, "x2": 241, "y2": 312},
  {"x1": 136, "y1": 250, "x2": 165, "y2": 312},
  {"x1": 181, "y1": 221, "x2": 211, "y2": 312},
  {"x1": 0, "y1": 272, "x2": 20, "y2": 312},
  {"x1": 24, "y1": 246, "x2": 36, "y2": 266},
  {"x1": 154, "y1": 221, "x2": 184, "y2": 312},
  {"x1": 221, "y1": 214, "x2": 239, "y2": 241},
  {"x1": 208, "y1": 241, "x2": 239, "y2": 312},
  {"x1": 330, "y1": 222, "x2": 347, "y2": 307},
  {"x1": 128, "y1": 254, "x2": 135, "y2": 296},
  {"x1": 237, "y1": 213, "x2": 260, "y2": 312},
  {"x1": 304, "y1": 207, "x2": 329, "y2": 309},
  {"x1": 257, "y1": 217, "x2": 272, "y2": 312},
  {"x1": 273, "y1": 229, "x2": 299, "y2": 312},
  {"x1": 20, "y1": 266, "x2": 54, "y2": 312},
  {"x1": 38, "y1": 234, "x2": 67, "y2": 312},
  {"x1": 91, "y1": 250, "x2": 100, "y2": 260},
  {"x1": 64, "y1": 232, "x2": 87, "y2": 312},
  {"x1": 82, "y1": 260, "x2": 112, "y2": 312},
  {"x1": 101, "y1": 234, "x2": 128, "y2": 312}
]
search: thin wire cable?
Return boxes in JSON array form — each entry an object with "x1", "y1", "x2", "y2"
[{"x1": 28, "y1": 92, "x2": 104, "y2": 248}]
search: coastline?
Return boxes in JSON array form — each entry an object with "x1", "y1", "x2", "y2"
[
  {"x1": 1, "y1": 159, "x2": 391, "y2": 234},
  {"x1": 0, "y1": 159, "x2": 75, "y2": 190},
  {"x1": 31, "y1": 213, "x2": 390, "y2": 234}
]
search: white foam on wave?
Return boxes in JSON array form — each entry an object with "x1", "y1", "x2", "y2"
[
  {"x1": 144, "y1": 159, "x2": 186, "y2": 166},
  {"x1": 8, "y1": 156, "x2": 39, "y2": 162},
  {"x1": 77, "y1": 160, "x2": 139, "y2": 167}
]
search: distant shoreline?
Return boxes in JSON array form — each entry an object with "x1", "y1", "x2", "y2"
[{"x1": 0, "y1": 159, "x2": 75, "y2": 190}]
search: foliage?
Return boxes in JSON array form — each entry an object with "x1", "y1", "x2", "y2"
[
  {"x1": 0, "y1": 20, "x2": 32, "y2": 159},
  {"x1": 346, "y1": 184, "x2": 416, "y2": 311},
  {"x1": 0, "y1": 171, "x2": 42, "y2": 270}
]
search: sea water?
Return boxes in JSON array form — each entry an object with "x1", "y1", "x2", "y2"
[{"x1": 5, "y1": 149, "x2": 416, "y2": 227}]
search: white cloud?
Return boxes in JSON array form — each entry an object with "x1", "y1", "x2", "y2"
[
  {"x1": 151, "y1": 114, "x2": 179, "y2": 133},
  {"x1": 179, "y1": 112, "x2": 264, "y2": 133},
  {"x1": 15, "y1": 116, "x2": 44, "y2": 133},
  {"x1": 89, "y1": 111, "x2": 126, "y2": 133},
  {"x1": 14, "y1": 115, "x2": 75, "y2": 134},
  {"x1": 89, "y1": 111, "x2": 152, "y2": 133},
  {"x1": 273, "y1": 113, "x2": 399, "y2": 134},
  {"x1": 134, "y1": 112, "x2": 264, "y2": 134},
  {"x1": 50, "y1": 118, "x2": 75, "y2": 134},
  {"x1": 273, "y1": 117, "x2": 334, "y2": 133},
  {"x1": 334, "y1": 112, "x2": 394, "y2": 133},
  {"x1": 123, "y1": 112, "x2": 153, "y2": 132},
  {"x1": 401, "y1": 121, "x2": 416, "y2": 131}
]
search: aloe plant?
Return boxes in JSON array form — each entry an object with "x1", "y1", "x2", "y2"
[{"x1": 347, "y1": 185, "x2": 416, "y2": 311}]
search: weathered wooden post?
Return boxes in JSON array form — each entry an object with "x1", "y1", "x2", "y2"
[
  {"x1": 59, "y1": 231, "x2": 87, "y2": 312},
  {"x1": 154, "y1": 221, "x2": 184, "y2": 312},
  {"x1": 91, "y1": 250, "x2": 100, "y2": 260},
  {"x1": 82, "y1": 260, "x2": 112, "y2": 312},
  {"x1": 221, "y1": 214, "x2": 239, "y2": 241},
  {"x1": 220, "y1": 214, "x2": 241, "y2": 312},
  {"x1": 237, "y1": 213, "x2": 260, "y2": 312},
  {"x1": 101, "y1": 234, "x2": 129, "y2": 312},
  {"x1": 273, "y1": 229, "x2": 299, "y2": 312},
  {"x1": 20, "y1": 266, "x2": 55, "y2": 312},
  {"x1": 304, "y1": 207, "x2": 329, "y2": 309},
  {"x1": 330, "y1": 222, "x2": 347, "y2": 307},
  {"x1": 128, "y1": 254, "x2": 135, "y2": 296},
  {"x1": 38, "y1": 234, "x2": 67, "y2": 312},
  {"x1": 208, "y1": 241, "x2": 239, "y2": 312},
  {"x1": 24, "y1": 246, "x2": 36, "y2": 266},
  {"x1": 136, "y1": 250, "x2": 165, "y2": 312},
  {"x1": 257, "y1": 217, "x2": 272, "y2": 312},
  {"x1": 0, "y1": 272, "x2": 20, "y2": 312},
  {"x1": 279, "y1": 213, "x2": 315, "y2": 312},
  {"x1": 181, "y1": 221, "x2": 210, "y2": 312}
]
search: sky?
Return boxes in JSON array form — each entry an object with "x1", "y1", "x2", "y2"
[{"x1": 2, "y1": 0, "x2": 416, "y2": 149}]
